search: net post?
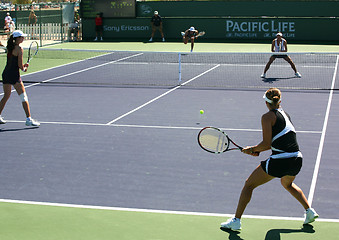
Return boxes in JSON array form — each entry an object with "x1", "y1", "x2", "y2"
[
  {"x1": 60, "y1": 3, "x2": 63, "y2": 42},
  {"x1": 39, "y1": 3, "x2": 42, "y2": 47},
  {"x1": 178, "y1": 52, "x2": 182, "y2": 85}
]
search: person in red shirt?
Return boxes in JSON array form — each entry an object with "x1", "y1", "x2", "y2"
[{"x1": 94, "y1": 13, "x2": 103, "y2": 41}]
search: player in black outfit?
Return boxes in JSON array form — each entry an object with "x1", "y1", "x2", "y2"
[
  {"x1": 0, "y1": 30, "x2": 40, "y2": 126},
  {"x1": 220, "y1": 88, "x2": 318, "y2": 231},
  {"x1": 149, "y1": 11, "x2": 165, "y2": 42}
]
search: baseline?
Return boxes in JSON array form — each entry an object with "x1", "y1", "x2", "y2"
[
  {"x1": 4, "y1": 120, "x2": 322, "y2": 134},
  {"x1": 0, "y1": 198, "x2": 338, "y2": 223}
]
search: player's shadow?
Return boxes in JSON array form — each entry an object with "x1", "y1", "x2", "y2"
[
  {"x1": 262, "y1": 76, "x2": 296, "y2": 84},
  {"x1": 0, "y1": 126, "x2": 39, "y2": 132},
  {"x1": 220, "y1": 224, "x2": 315, "y2": 240},
  {"x1": 264, "y1": 224, "x2": 315, "y2": 240},
  {"x1": 220, "y1": 228, "x2": 244, "y2": 240}
]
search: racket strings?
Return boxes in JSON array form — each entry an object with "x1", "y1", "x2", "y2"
[
  {"x1": 199, "y1": 129, "x2": 229, "y2": 153},
  {"x1": 29, "y1": 47, "x2": 38, "y2": 57},
  {"x1": 28, "y1": 42, "x2": 39, "y2": 59}
]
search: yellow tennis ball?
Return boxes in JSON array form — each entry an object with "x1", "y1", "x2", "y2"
[{"x1": 200, "y1": 110, "x2": 204, "y2": 114}]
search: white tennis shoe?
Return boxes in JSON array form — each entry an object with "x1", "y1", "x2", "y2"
[
  {"x1": 26, "y1": 117, "x2": 40, "y2": 127},
  {"x1": 220, "y1": 217, "x2": 241, "y2": 231},
  {"x1": 261, "y1": 73, "x2": 266, "y2": 78},
  {"x1": 0, "y1": 115, "x2": 6, "y2": 124},
  {"x1": 295, "y1": 72, "x2": 302, "y2": 78},
  {"x1": 304, "y1": 208, "x2": 319, "y2": 224}
]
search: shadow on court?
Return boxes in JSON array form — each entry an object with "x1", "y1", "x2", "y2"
[
  {"x1": 0, "y1": 126, "x2": 39, "y2": 132},
  {"x1": 262, "y1": 76, "x2": 296, "y2": 84},
  {"x1": 220, "y1": 228, "x2": 244, "y2": 240},
  {"x1": 220, "y1": 224, "x2": 315, "y2": 240},
  {"x1": 264, "y1": 224, "x2": 315, "y2": 240}
]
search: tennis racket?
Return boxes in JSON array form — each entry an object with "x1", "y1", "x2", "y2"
[
  {"x1": 195, "y1": 31, "x2": 205, "y2": 38},
  {"x1": 197, "y1": 127, "x2": 243, "y2": 154},
  {"x1": 27, "y1": 41, "x2": 39, "y2": 63}
]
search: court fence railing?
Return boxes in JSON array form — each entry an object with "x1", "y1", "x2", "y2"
[
  {"x1": 12, "y1": 2, "x2": 78, "y2": 46},
  {"x1": 17, "y1": 23, "x2": 69, "y2": 41}
]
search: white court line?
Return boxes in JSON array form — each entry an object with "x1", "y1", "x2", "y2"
[
  {"x1": 307, "y1": 55, "x2": 339, "y2": 207},
  {"x1": 22, "y1": 53, "x2": 144, "y2": 89},
  {"x1": 0, "y1": 199, "x2": 338, "y2": 223},
  {"x1": 0, "y1": 52, "x2": 142, "y2": 96},
  {"x1": 106, "y1": 64, "x2": 221, "y2": 125},
  {"x1": 22, "y1": 51, "x2": 116, "y2": 77},
  {"x1": 4, "y1": 120, "x2": 322, "y2": 134}
]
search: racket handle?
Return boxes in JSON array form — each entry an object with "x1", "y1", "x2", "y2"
[{"x1": 242, "y1": 147, "x2": 260, "y2": 156}]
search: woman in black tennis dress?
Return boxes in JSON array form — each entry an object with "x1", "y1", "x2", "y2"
[
  {"x1": 0, "y1": 30, "x2": 39, "y2": 126},
  {"x1": 220, "y1": 88, "x2": 318, "y2": 231}
]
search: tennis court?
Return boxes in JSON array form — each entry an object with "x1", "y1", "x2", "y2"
[{"x1": 0, "y1": 42, "x2": 338, "y2": 240}]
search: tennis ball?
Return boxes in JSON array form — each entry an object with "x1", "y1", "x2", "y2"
[{"x1": 200, "y1": 110, "x2": 204, "y2": 114}]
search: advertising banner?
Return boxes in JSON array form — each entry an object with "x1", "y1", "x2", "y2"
[{"x1": 82, "y1": 17, "x2": 339, "y2": 42}]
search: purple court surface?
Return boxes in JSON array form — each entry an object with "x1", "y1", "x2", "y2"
[{"x1": 1, "y1": 51, "x2": 338, "y2": 220}]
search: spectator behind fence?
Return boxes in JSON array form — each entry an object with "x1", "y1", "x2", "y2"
[
  {"x1": 9, "y1": 20, "x2": 15, "y2": 33},
  {"x1": 68, "y1": 13, "x2": 80, "y2": 42},
  {"x1": 4, "y1": 12, "x2": 12, "y2": 38},
  {"x1": 28, "y1": 10, "x2": 37, "y2": 39}
]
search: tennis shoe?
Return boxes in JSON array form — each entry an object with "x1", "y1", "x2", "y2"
[
  {"x1": 162, "y1": 38, "x2": 165, "y2": 42},
  {"x1": 149, "y1": 37, "x2": 153, "y2": 42},
  {"x1": 220, "y1": 217, "x2": 241, "y2": 231},
  {"x1": 26, "y1": 118, "x2": 40, "y2": 127},
  {"x1": 304, "y1": 208, "x2": 319, "y2": 224},
  {"x1": 181, "y1": 32, "x2": 185, "y2": 36},
  {"x1": 295, "y1": 72, "x2": 302, "y2": 78},
  {"x1": 0, "y1": 115, "x2": 6, "y2": 124},
  {"x1": 261, "y1": 73, "x2": 266, "y2": 78}
]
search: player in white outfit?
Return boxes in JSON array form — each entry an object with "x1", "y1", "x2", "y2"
[{"x1": 261, "y1": 32, "x2": 301, "y2": 78}]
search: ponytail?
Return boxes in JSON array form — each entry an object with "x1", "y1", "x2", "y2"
[{"x1": 6, "y1": 35, "x2": 15, "y2": 54}]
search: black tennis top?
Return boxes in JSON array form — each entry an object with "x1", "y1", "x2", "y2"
[
  {"x1": 2, "y1": 53, "x2": 20, "y2": 84},
  {"x1": 271, "y1": 109, "x2": 300, "y2": 155}
]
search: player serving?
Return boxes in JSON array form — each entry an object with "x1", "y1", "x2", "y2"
[
  {"x1": 181, "y1": 26, "x2": 205, "y2": 52},
  {"x1": 261, "y1": 32, "x2": 301, "y2": 78}
]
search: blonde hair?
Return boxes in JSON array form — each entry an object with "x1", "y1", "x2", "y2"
[{"x1": 265, "y1": 88, "x2": 281, "y2": 107}]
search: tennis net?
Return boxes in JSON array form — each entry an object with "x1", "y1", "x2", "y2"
[{"x1": 3, "y1": 48, "x2": 338, "y2": 90}]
